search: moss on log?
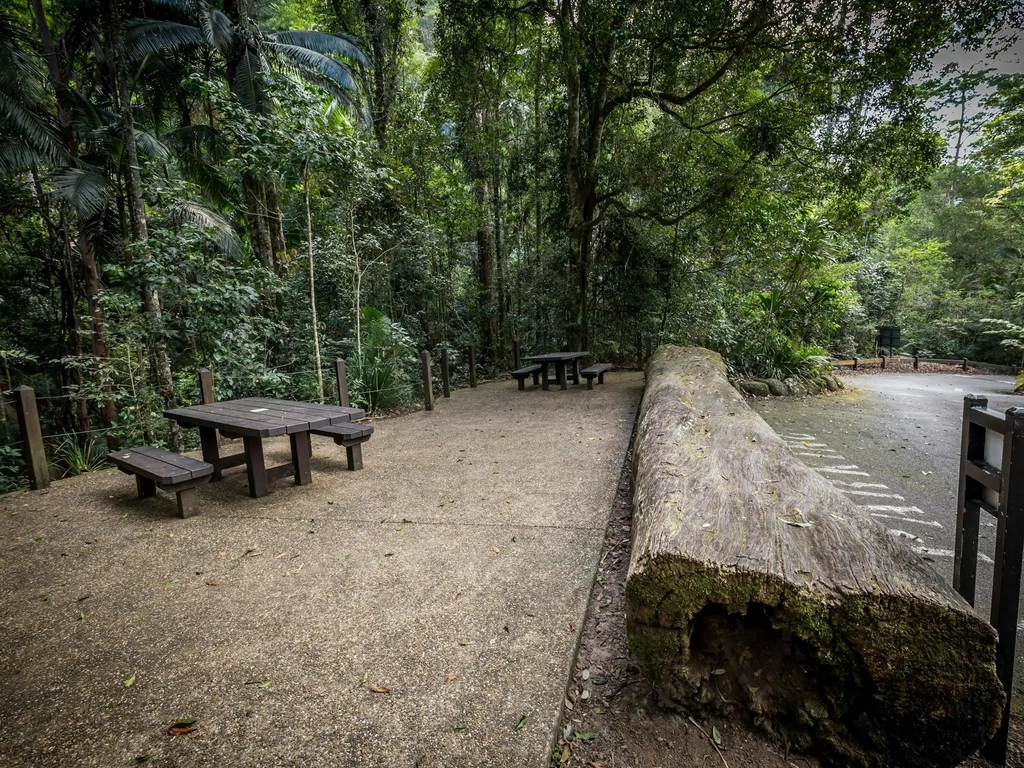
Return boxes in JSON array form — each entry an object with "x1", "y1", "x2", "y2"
[{"x1": 626, "y1": 345, "x2": 1003, "y2": 767}]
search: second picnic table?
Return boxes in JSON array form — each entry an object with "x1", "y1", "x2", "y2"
[
  {"x1": 164, "y1": 397, "x2": 365, "y2": 498},
  {"x1": 521, "y1": 351, "x2": 589, "y2": 390}
]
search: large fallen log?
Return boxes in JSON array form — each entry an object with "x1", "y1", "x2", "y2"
[{"x1": 626, "y1": 345, "x2": 1003, "y2": 767}]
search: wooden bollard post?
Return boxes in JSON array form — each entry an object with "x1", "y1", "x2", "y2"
[
  {"x1": 513, "y1": 340, "x2": 521, "y2": 370},
  {"x1": 13, "y1": 386, "x2": 49, "y2": 490},
  {"x1": 335, "y1": 358, "x2": 350, "y2": 407},
  {"x1": 963, "y1": 358, "x2": 969, "y2": 371},
  {"x1": 644, "y1": 335, "x2": 653, "y2": 363},
  {"x1": 421, "y1": 350, "x2": 433, "y2": 411},
  {"x1": 881, "y1": 355, "x2": 886, "y2": 370},
  {"x1": 468, "y1": 344, "x2": 477, "y2": 388},
  {"x1": 198, "y1": 367, "x2": 215, "y2": 404},
  {"x1": 853, "y1": 357, "x2": 858, "y2": 369},
  {"x1": 440, "y1": 349, "x2": 451, "y2": 398},
  {"x1": 914, "y1": 356, "x2": 919, "y2": 370},
  {"x1": 637, "y1": 335, "x2": 644, "y2": 371}
]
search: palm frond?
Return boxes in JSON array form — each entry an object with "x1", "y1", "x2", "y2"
[
  {"x1": 0, "y1": 94, "x2": 67, "y2": 165},
  {"x1": 0, "y1": 142, "x2": 41, "y2": 174},
  {"x1": 270, "y1": 44, "x2": 359, "y2": 95},
  {"x1": 124, "y1": 19, "x2": 205, "y2": 59},
  {"x1": 268, "y1": 31, "x2": 368, "y2": 67},
  {"x1": 231, "y1": 48, "x2": 269, "y2": 113},
  {"x1": 170, "y1": 199, "x2": 243, "y2": 258},
  {"x1": 51, "y1": 169, "x2": 111, "y2": 218},
  {"x1": 135, "y1": 130, "x2": 171, "y2": 160}
]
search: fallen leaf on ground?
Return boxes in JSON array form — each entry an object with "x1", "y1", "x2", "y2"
[
  {"x1": 123, "y1": 673, "x2": 136, "y2": 688},
  {"x1": 514, "y1": 714, "x2": 527, "y2": 732},
  {"x1": 712, "y1": 725, "x2": 723, "y2": 746},
  {"x1": 359, "y1": 672, "x2": 368, "y2": 685},
  {"x1": 576, "y1": 731, "x2": 596, "y2": 741},
  {"x1": 244, "y1": 679, "x2": 272, "y2": 688},
  {"x1": 491, "y1": 546, "x2": 500, "y2": 554},
  {"x1": 453, "y1": 726, "x2": 467, "y2": 733},
  {"x1": 444, "y1": 673, "x2": 457, "y2": 684},
  {"x1": 560, "y1": 744, "x2": 571, "y2": 762},
  {"x1": 370, "y1": 685, "x2": 390, "y2": 694},
  {"x1": 592, "y1": 707, "x2": 606, "y2": 714},
  {"x1": 205, "y1": 580, "x2": 217, "y2": 587},
  {"x1": 167, "y1": 717, "x2": 197, "y2": 737}
]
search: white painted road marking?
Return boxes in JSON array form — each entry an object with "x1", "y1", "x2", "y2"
[
  {"x1": 872, "y1": 513, "x2": 942, "y2": 528},
  {"x1": 843, "y1": 490, "x2": 905, "y2": 499},
  {"x1": 831, "y1": 480, "x2": 890, "y2": 489},
  {"x1": 815, "y1": 467, "x2": 871, "y2": 476},
  {"x1": 862, "y1": 504, "x2": 928, "y2": 514}
]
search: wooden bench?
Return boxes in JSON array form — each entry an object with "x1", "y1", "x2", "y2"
[
  {"x1": 107, "y1": 446, "x2": 213, "y2": 518},
  {"x1": 510, "y1": 364, "x2": 542, "y2": 390},
  {"x1": 309, "y1": 421, "x2": 374, "y2": 470},
  {"x1": 580, "y1": 363, "x2": 613, "y2": 390}
]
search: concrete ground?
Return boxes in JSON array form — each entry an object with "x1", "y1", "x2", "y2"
[{"x1": 0, "y1": 373, "x2": 642, "y2": 768}]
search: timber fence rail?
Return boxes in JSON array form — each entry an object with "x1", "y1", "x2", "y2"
[{"x1": 832, "y1": 354, "x2": 1021, "y2": 375}]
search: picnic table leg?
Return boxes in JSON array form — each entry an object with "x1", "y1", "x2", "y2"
[
  {"x1": 346, "y1": 442, "x2": 363, "y2": 471},
  {"x1": 136, "y1": 475, "x2": 157, "y2": 499},
  {"x1": 290, "y1": 431, "x2": 312, "y2": 486},
  {"x1": 542, "y1": 363, "x2": 550, "y2": 391},
  {"x1": 572, "y1": 358, "x2": 581, "y2": 385},
  {"x1": 558, "y1": 361, "x2": 568, "y2": 390},
  {"x1": 199, "y1": 426, "x2": 223, "y2": 481},
  {"x1": 243, "y1": 436, "x2": 269, "y2": 498}
]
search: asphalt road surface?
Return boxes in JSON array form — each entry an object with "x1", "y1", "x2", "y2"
[{"x1": 752, "y1": 372, "x2": 1022, "y2": 681}]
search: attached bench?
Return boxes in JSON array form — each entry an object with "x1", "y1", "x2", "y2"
[
  {"x1": 309, "y1": 421, "x2": 374, "y2": 470},
  {"x1": 510, "y1": 364, "x2": 542, "y2": 390},
  {"x1": 580, "y1": 363, "x2": 613, "y2": 390},
  {"x1": 107, "y1": 446, "x2": 213, "y2": 518}
]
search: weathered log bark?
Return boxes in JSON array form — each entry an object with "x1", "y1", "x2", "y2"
[{"x1": 626, "y1": 345, "x2": 1003, "y2": 767}]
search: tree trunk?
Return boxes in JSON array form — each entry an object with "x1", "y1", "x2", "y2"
[
  {"x1": 304, "y1": 162, "x2": 324, "y2": 403},
  {"x1": 627, "y1": 345, "x2": 1003, "y2": 767},
  {"x1": 31, "y1": 0, "x2": 118, "y2": 442},
  {"x1": 244, "y1": 172, "x2": 274, "y2": 272},
  {"x1": 79, "y1": 228, "x2": 119, "y2": 439},
  {"x1": 475, "y1": 177, "x2": 497, "y2": 362},
  {"x1": 106, "y1": 0, "x2": 178, "y2": 451},
  {"x1": 264, "y1": 178, "x2": 287, "y2": 269}
]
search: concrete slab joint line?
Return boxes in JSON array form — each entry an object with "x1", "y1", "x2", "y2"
[{"x1": 0, "y1": 372, "x2": 644, "y2": 767}]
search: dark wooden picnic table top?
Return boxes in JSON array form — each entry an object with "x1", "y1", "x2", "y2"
[
  {"x1": 521, "y1": 351, "x2": 589, "y2": 363},
  {"x1": 164, "y1": 397, "x2": 365, "y2": 438}
]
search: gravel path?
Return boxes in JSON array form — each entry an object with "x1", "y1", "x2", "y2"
[{"x1": 0, "y1": 373, "x2": 642, "y2": 768}]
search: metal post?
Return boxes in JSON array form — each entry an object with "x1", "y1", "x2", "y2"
[
  {"x1": 440, "y1": 349, "x2": 451, "y2": 398},
  {"x1": 984, "y1": 407, "x2": 1024, "y2": 763},
  {"x1": 513, "y1": 340, "x2": 521, "y2": 370},
  {"x1": 421, "y1": 351, "x2": 433, "y2": 411},
  {"x1": 335, "y1": 358, "x2": 350, "y2": 407},
  {"x1": 13, "y1": 386, "x2": 49, "y2": 490},
  {"x1": 880, "y1": 355, "x2": 886, "y2": 370},
  {"x1": 644, "y1": 335, "x2": 653, "y2": 363},
  {"x1": 468, "y1": 344, "x2": 477, "y2": 388},
  {"x1": 954, "y1": 394, "x2": 988, "y2": 604},
  {"x1": 637, "y1": 335, "x2": 643, "y2": 372},
  {"x1": 914, "y1": 356, "x2": 919, "y2": 370}
]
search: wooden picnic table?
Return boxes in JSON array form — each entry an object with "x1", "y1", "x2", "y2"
[
  {"x1": 521, "y1": 351, "x2": 589, "y2": 391},
  {"x1": 164, "y1": 397, "x2": 365, "y2": 498}
]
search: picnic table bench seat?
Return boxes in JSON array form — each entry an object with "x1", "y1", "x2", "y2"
[
  {"x1": 580, "y1": 363, "x2": 613, "y2": 390},
  {"x1": 107, "y1": 446, "x2": 213, "y2": 518},
  {"x1": 511, "y1": 364, "x2": 542, "y2": 390},
  {"x1": 308, "y1": 421, "x2": 374, "y2": 470}
]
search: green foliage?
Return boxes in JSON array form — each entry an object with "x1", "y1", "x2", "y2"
[
  {"x1": 347, "y1": 308, "x2": 416, "y2": 412},
  {"x1": 0, "y1": 0, "x2": 1021, "y2": 487},
  {"x1": 50, "y1": 436, "x2": 107, "y2": 478}
]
